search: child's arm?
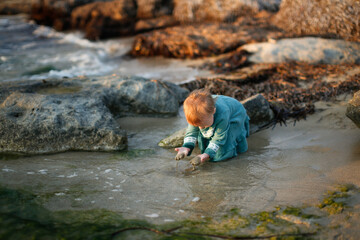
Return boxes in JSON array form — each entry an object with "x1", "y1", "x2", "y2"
[
  {"x1": 204, "y1": 116, "x2": 230, "y2": 160},
  {"x1": 182, "y1": 124, "x2": 199, "y2": 149}
]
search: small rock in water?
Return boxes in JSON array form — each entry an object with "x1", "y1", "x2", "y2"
[
  {"x1": 192, "y1": 197, "x2": 200, "y2": 202},
  {"x1": 164, "y1": 219, "x2": 175, "y2": 222},
  {"x1": 145, "y1": 213, "x2": 159, "y2": 218}
]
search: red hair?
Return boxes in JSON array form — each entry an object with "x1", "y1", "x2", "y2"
[{"x1": 183, "y1": 89, "x2": 215, "y2": 126}]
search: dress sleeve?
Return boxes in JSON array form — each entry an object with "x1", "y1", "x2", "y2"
[
  {"x1": 204, "y1": 112, "x2": 230, "y2": 159},
  {"x1": 182, "y1": 124, "x2": 199, "y2": 156}
]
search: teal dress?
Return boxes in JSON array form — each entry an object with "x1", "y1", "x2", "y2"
[{"x1": 182, "y1": 95, "x2": 250, "y2": 162}]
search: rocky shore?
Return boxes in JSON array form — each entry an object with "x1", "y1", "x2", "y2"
[
  {"x1": 1, "y1": 0, "x2": 359, "y2": 154},
  {"x1": 0, "y1": 75, "x2": 188, "y2": 154}
]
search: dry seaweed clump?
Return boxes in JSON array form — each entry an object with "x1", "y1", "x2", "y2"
[
  {"x1": 182, "y1": 62, "x2": 360, "y2": 123},
  {"x1": 131, "y1": 22, "x2": 283, "y2": 58},
  {"x1": 272, "y1": 0, "x2": 360, "y2": 42}
]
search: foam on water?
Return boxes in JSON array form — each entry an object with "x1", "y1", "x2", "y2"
[
  {"x1": 0, "y1": 16, "x2": 132, "y2": 81},
  {"x1": 29, "y1": 25, "x2": 132, "y2": 79},
  {"x1": 33, "y1": 25, "x2": 131, "y2": 57}
]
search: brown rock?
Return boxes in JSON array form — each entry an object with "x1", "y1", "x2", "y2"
[
  {"x1": 131, "y1": 22, "x2": 283, "y2": 58},
  {"x1": 173, "y1": 0, "x2": 259, "y2": 23},
  {"x1": 71, "y1": 0, "x2": 137, "y2": 40},
  {"x1": 0, "y1": 0, "x2": 34, "y2": 15},
  {"x1": 272, "y1": 0, "x2": 360, "y2": 42},
  {"x1": 136, "y1": 0, "x2": 173, "y2": 19},
  {"x1": 135, "y1": 15, "x2": 179, "y2": 33},
  {"x1": 30, "y1": 0, "x2": 101, "y2": 31}
]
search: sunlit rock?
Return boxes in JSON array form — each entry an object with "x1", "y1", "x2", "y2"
[
  {"x1": 346, "y1": 90, "x2": 360, "y2": 128},
  {"x1": 242, "y1": 37, "x2": 360, "y2": 65},
  {"x1": 272, "y1": 0, "x2": 360, "y2": 43}
]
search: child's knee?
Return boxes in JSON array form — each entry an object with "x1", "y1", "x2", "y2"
[{"x1": 236, "y1": 138, "x2": 248, "y2": 153}]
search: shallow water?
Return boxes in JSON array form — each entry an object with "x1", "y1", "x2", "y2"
[
  {"x1": 1, "y1": 13, "x2": 360, "y2": 237},
  {"x1": 1, "y1": 100, "x2": 359, "y2": 226}
]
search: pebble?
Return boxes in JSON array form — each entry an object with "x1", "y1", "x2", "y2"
[{"x1": 192, "y1": 197, "x2": 200, "y2": 202}]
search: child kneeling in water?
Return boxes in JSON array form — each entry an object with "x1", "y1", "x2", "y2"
[{"x1": 175, "y1": 89, "x2": 250, "y2": 166}]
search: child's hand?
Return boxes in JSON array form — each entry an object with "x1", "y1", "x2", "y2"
[
  {"x1": 190, "y1": 153, "x2": 209, "y2": 166},
  {"x1": 175, "y1": 147, "x2": 190, "y2": 160},
  {"x1": 189, "y1": 156, "x2": 201, "y2": 166}
]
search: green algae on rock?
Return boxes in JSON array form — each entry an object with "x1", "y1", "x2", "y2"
[{"x1": 1, "y1": 184, "x2": 359, "y2": 239}]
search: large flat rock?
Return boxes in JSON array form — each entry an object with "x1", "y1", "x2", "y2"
[
  {"x1": 0, "y1": 75, "x2": 188, "y2": 154},
  {"x1": 242, "y1": 37, "x2": 360, "y2": 65},
  {"x1": 0, "y1": 92, "x2": 127, "y2": 154}
]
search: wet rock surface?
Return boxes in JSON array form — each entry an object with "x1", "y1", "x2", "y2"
[
  {"x1": 241, "y1": 94, "x2": 274, "y2": 133},
  {"x1": 0, "y1": 92, "x2": 127, "y2": 154},
  {"x1": 346, "y1": 90, "x2": 360, "y2": 128},
  {"x1": 0, "y1": 75, "x2": 188, "y2": 154}
]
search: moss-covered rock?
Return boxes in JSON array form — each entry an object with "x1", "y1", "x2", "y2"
[{"x1": 346, "y1": 90, "x2": 360, "y2": 128}]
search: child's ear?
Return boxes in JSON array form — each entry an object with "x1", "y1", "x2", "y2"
[{"x1": 213, "y1": 108, "x2": 216, "y2": 114}]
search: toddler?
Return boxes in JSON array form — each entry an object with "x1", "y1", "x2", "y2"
[{"x1": 175, "y1": 89, "x2": 250, "y2": 166}]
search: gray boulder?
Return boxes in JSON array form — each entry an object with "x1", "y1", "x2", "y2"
[
  {"x1": 0, "y1": 75, "x2": 188, "y2": 154},
  {"x1": 241, "y1": 94, "x2": 274, "y2": 134},
  {"x1": 86, "y1": 75, "x2": 189, "y2": 117},
  {"x1": 0, "y1": 92, "x2": 127, "y2": 154},
  {"x1": 158, "y1": 93, "x2": 274, "y2": 148},
  {"x1": 242, "y1": 37, "x2": 360, "y2": 65},
  {"x1": 346, "y1": 90, "x2": 360, "y2": 128}
]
